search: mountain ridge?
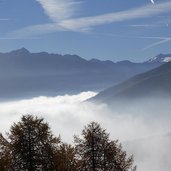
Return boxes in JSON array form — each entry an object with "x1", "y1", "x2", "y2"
[
  {"x1": 145, "y1": 53, "x2": 171, "y2": 63},
  {"x1": 0, "y1": 48, "x2": 169, "y2": 100},
  {"x1": 3, "y1": 48, "x2": 171, "y2": 64},
  {"x1": 91, "y1": 61, "x2": 171, "y2": 104}
]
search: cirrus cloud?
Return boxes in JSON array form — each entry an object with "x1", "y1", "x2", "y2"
[{"x1": 36, "y1": 0, "x2": 82, "y2": 21}]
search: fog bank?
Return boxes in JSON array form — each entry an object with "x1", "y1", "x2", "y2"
[{"x1": 0, "y1": 91, "x2": 170, "y2": 171}]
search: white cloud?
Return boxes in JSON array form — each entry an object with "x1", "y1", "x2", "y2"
[
  {"x1": 125, "y1": 134, "x2": 171, "y2": 171},
  {"x1": 0, "y1": 91, "x2": 170, "y2": 142},
  {"x1": 150, "y1": 0, "x2": 155, "y2": 4},
  {"x1": 9, "y1": 23, "x2": 67, "y2": 38},
  {"x1": 36, "y1": 0, "x2": 81, "y2": 21},
  {"x1": 9, "y1": 1, "x2": 171, "y2": 38},
  {"x1": 0, "y1": 91, "x2": 171, "y2": 171},
  {"x1": 58, "y1": 1, "x2": 171, "y2": 31}
]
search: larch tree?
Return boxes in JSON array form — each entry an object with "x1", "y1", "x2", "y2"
[
  {"x1": 0, "y1": 133, "x2": 11, "y2": 171},
  {"x1": 0, "y1": 116, "x2": 137, "y2": 171},
  {"x1": 54, "y1": 143, "x2": 79, "y2": 171},
  {"x1": 8, "y1": 115, "x2": 60, "y2": 171},
  {"x1": 74, "y1": 122, "x2": 136, "y2": 171}
]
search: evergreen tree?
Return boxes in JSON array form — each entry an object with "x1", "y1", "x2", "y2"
[
  {"x1": 0, "y1": 134, "x2": 11, "y2": 171},
  {"x1": 74, "y1": 122, "x2": 136, "y2": 171},
  {"x1": 8, "y1": 115, "x2": 60, "y2": 171},
  {"x1": 0, "y1": 116, "x2": 136, "y2": 171},
  {"x1": 54, "y1": 143, "x2": 78, "y2": 171}
]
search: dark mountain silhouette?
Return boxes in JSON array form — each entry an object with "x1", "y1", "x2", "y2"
[
  {"x1": 0, "y1": 48, "x2": 165, "y2": 100},
  {"x1": 91, "y1": 61, "x2": 171, "y2": 104}
]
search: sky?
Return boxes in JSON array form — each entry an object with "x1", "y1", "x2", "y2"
[{"x1": 0, "y1": 0, "x2": 171, "y2": 62}]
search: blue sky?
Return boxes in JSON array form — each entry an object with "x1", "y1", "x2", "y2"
[{"x1": 0, "y1": 0, "x2": 171, "y2": 62}]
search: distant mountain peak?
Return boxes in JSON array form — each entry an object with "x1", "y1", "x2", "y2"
[
  {"x1": 146, "y1": 54, "x2": 171, "y2": 63},
  {"x1": 10, "y1": 48, "x2": 30, "y2": 55}
]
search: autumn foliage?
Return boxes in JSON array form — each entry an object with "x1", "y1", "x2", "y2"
[{"x1": 0, "y1": 115, "x2": 136, "y2": 171}]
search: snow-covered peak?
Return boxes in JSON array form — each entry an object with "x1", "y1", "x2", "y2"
[
  {"x1": 163, "y1": 57, "x2": 171, "y2": 62},
  {"x1": 146, "y1": 54, "x2": 171, "y2": 63}
]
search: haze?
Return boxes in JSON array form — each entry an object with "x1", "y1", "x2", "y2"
[{"x1": 0, "y1": 91, "x2": 171, "y2": 171}]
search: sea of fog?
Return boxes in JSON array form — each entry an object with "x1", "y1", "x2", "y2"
[{"x1": 0, "y1": 91, "x2": 170, "y2": 171}]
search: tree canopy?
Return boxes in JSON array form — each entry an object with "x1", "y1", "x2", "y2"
[
  {"x1": 74, "y1": 122, "x2": 136, "y2": 171},
  {"x1": 0, "y1": 115, "x2": 136, "y2": 171}
]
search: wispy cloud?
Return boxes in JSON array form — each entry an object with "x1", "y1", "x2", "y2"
[
  {"x1": 36, "y1": 0, "x2": 81, "y2": 21},
  {"x1": 0, "y1": 37, "x2": 40, "y2": 40},
  {"x1": 129, "y1": 24, "x2": 159, "y2": 28},
  {"x1": 126, "y1": 35, "x2": 171, "y2": 50},
  {"x1": 58, "y1": 1, "x2": 171, "y2": 31},
  {"x1": 142, "y1": 37, "x2": 171, "y2": 50},
  {"x1": 92, "y1": 33, "x2": 171, "y2": 50},
  {"x1": 0, "y1": 18, "x2": 9, "y2": 21},
  {"x1": 9, "y1": 23, "x2": 67, "y2": 38},
  {"x1": 8, "y1": 1, "x2": 171, "y2": 37},
  {"x1": 150, "y1": 0, "x2": 155, "y2": 4}
]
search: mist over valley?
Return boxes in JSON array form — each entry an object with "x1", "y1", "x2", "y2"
[
  {"x1": 0, "y1": 51, "x2": 171, "y2": 171},
  {"x1": 0, "y1": 48, "x2": 165, "y2": 100}
]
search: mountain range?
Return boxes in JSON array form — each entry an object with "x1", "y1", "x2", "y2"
[
  {"x1": 91, "y1": 60, "x2": 171, "y2": 105},
  {"x1": 0, "y1": 48, "x2": 170, "y2": 100},
  {"x1": 145, "y1": 53, "x2": 171, "y2": 63}
]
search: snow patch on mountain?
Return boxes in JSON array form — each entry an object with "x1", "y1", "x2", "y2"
[
  {"x1": 146, "y1": 54, "x2": 171, "y2": 63},
  {"x1": 163, "y1": 57, "x2": 171, "y2": 62}
]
